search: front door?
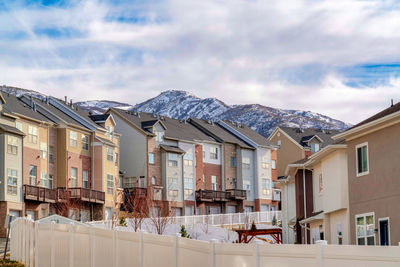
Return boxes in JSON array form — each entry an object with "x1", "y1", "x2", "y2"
[{"x1": 379, "y1": 219, "x2": 390, "y2": 246}]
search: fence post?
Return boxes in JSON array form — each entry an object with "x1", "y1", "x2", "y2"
[
  {"x1": 50, "y1": 221, "x2": 55, "y2": 267},
  {"x1": 210, "y1": 239, "x2": 217, "y2": 267},
  {"x1": 175, "y1": 233, "x2": 180, "y2": 267},
  {"x1": 90, "y1": 225, "x2": 95, "y2": 267},
  {"x1": 22, "y1": 219, "x2": 26, "y2": 265},
  {"x1": 255, "y1": 240, "x2": 262, "y2": 267},
  {"x1": 139, "y1": 230, "x2": 145, "y2": 267},
  {"x1": 113, "y1": 228, "x2": 117, "y2": 267},
  {"x1": 30, "y1": 220, "x2": 34, "y2": 267},
  {"x1": 316, "y1": 240, "x2": 327, "y2": 267},
  {"x1": 34, "y1": 222, "x2": 39, "y2": 267},
  {"x1": 69, "y1": 223, "x2": 74, "y2": 267}
]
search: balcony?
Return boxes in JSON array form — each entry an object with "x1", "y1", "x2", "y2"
[
  {"x1": 196, "y1": 190, "x2": 230, "y2": 202},
  {"x1": 226, "y1": 189, "x2": 247, "y2": 200},
  {"x1": 23, "y1": 185, "x2": 57, "y2": 203},
  {"x1": 123, "y1": 187, "x2": 147, "y2": 198},
  {"x1": 272, "y1": 189, "x2": 281, "y2": 201},
  {"x1": 57, "y1": 187, "x2": 105, "y2": 204}
]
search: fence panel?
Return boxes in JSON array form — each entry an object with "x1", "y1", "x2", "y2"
[
  {"x1": 53, "y1": 224, "x2": 70, "y2": 267},
  {"x1": 178, "y1": 238, "x2": 210, "y2": 267},
  {"x1": 215, "y1": 242, "x2": 256, "y2": 267},
  {"x1": 116, "y1": 230, "x2": 141, "y2": 267},
  {"x1": 259, "y1": 244, "x2": 318, "y2": 267},
  {"x1": 72, "y1": 225, "x2": 91, "y2": 267},
  {"x1": 143, "y1": 233, "x2": 175, "y2": 267},
  {"x1": 92, "y1": 227, "x2": 114, "y2": 267}
]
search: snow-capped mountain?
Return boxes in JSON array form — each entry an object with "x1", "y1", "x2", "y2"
[{"x1": 0, "y1": 86, "x2": 351, "y2": 137}]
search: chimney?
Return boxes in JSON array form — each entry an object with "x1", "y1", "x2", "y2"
[
  {"x1": 391, "y1": 99, "x2": 394, "y2": 107},
  {"x1": 70, "y1": 99, "x2": 73, "y2": 107},
  {"x1": 45, "y1": 96, "x2": 49, "y2": 104},
  {"x1": 64, "y1": 96, "x2": 67, "y2": 104}
]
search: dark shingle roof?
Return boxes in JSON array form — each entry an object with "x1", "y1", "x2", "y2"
[
  {"x1": 111, "y1": 109, "x2": 217, "y2": 143},
  {"x1": 279, "y1": 126, "x2": 339, "y2": 148},
  {"x1": 189, "y1": 118, "x2": 253, "y2": 149},
  {"x1": 89, "y1": 114, "x2": 110, "y2": 123},
  {"x1": 0, "y1": 123, "x2": 25, "y2": 136},
  {"x1": 222, "y1": 120, "x2": 273, "y2": 147},
  {"x1": 160, "y1": 144, "x2": 185, "y2": 154},
  {"x1": 290, "y1": 157, "x2": 309, "y2": 165}
]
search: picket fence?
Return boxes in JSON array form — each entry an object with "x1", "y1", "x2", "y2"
[{"x1": 89, "y1": 211, "x2": 282, "y2": 230}]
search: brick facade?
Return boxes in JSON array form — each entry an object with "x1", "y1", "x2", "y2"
[
  {"x1": 147, "y1": 136, "x2": 162, "y2": 186},
  {"x1": 66, "y1": 152, "x2": 91, "y2": 188},
  {"x1": 224, "y1": 143, "x2": 237, "y2": 190}
]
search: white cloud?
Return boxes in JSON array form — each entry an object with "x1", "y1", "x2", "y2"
[{"x1": 0, "y1": 0, "x2": 400, "y2": 124}]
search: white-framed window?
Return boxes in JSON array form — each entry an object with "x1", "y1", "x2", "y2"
[
  {"x1": 210, "y1": 147, "x2": 218, "y2": 159},
  {"x1": 168, "y1": 177, "x2": 178, "y2": 197},
  {"x1": 49, "y1": 146, "x2": 54, "y2": 162},
  {"x1": 70, "y1": 167, "x2": 77, "y2": 187},
  {"x1": 107, "y1": 174, "x2": 114, "y2": 194},
  {"x1": 356, "y1": 142, "x2": 369, "y2": 176},
  {"x1": 148, "y1": 153, "x2": 155, "y2": 164},
  {"x1": 48, "y1": 175, "x2": 53, "y2": 189},
  {"x1": 312, "y1": 143, "x2": 320, "y2": 153},
  {"x1": 262, "y1": 178, "x2": 271, "y2": 195},
  {"x1": 69, "y1": 131, "x2": 78, "y2": 147},
  {"x1": 69, "y1": 209, "x2": 77, "y2": 220},
  {"x1": 155, "y1": 130, "x2": 164, "y2": 142},
  {"x1": 151, "y1": 176, "x2": 156, "y2": 185},
  {"x1": 184, "y1": 153, "x2": 193, "y2": 166},
  {"x1": 40, "y1": 172, "x2": 47, "y2": 187},
  {"x1": 83, "y1": 170, "x2": 89, "y2": 188},
  {"x1": 244, "y1": 180, "x2": 251, "y2": 200},
  {"x1": 7, "y1": 169, "x2": 18, "y2": 195},
  {"x1": 168, "y1": 153, "x2": 178, "y2": 167},
  {"x1": 7, "y1": 135, "x2": 18, "y2": 155},
  {"x1": 81, "y1": 135, "x2": 89, "y2": 150},
  {"x1": 29, "y1": 165, "x2": 37, "y2": 186},
  {"x1": 106, "y1": 126, "x2": 114, "y2": 139},
  {"x1": 271, "y1": 160, "x2": 276, "y2": 170},
  {"x1": 211, "y1": 175, "x2": 218, "y2": 190},
  {"x1": 40, "y1": 142, "x2": 47, "y2": 159},
  {"x1": 277, "y1": 140, "x2": 281, "y2": 148},
  {"x1": 107, "y1": 147, "x2": 114, "y2": 161},
  {"x1": 28, "y1": 125, "x2": 38, "y2": 144},
  {"x1": 356, "y1": 212, "x2": 375, "y2": 245},
  {"x1": 184, "y1": 177, "x2": 194, "y2": 197},
  {"x1": 261, "y1": 154, "x2": 269, "y2": 169},
  {"x1": 319, "y1": 173, "x2": 323, "y2": 193},
  {"x1": 242, "y1": 157, "x2": 250, "y2": 169},
  {"x1": 16, "y1": 122, "x2": 22, "y2": 131}
]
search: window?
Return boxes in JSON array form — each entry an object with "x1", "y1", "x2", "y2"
[
  {"x1": 356, "y1": 213, "x2": 375, "y2": 245},
  {"x1": 277, "y1": 140, "x2": 281, "y2": 148},
  {"x1": 71, "y1": 167, "x2": 77, "y2": 187},
  {"x1": 123, "y1": 177, "x2": 135, "y2": 188},
  {"x1": 7, "y1": 136, "x2": 18, "y2": 155},
  {"x1": 83, "y1": 170, "x2": 89, "y2": 188},
  {"x1": 81, "y1": 135, "x2": 89, "y2": 150},
  {"x1": 106, "y1": 126, "x2": 114, "y2": 139},
  {"x1": 271, "y1": 160, "x2": 276, "y2": 170},
  {"x1": 168, "y1": 153, "x2": 178, "y2": 167},
  {"x1": 244, "y1": 180, "x2": 251, "y2": 200},
  {"x1": 210, "y1": 147, "x2": 218, "y2": 159},
  {"x1": 202, "y1": 151, "x2": 205, "y2": 159},
  {"x1": 40, "y1": 172, "x2": 47, "y2": 187},
  {"x1": 184, "y1": 153, "x2": 193, "y2": 166},
  {"x1": 356, "y1": 143, "x2": 369, "y2": 176},
  {"x1": 242, "y1": 157, "x2": 250, "y2": 169},
  {"x1": 107, "y1": 174, "x2": 114, "y2": 194},
  {"x1": 107, "y1": 147, "x2": 114, "y2": 161},
  {"x1": 151, "y1": 176, "x2": 156, "y2": 185},
  {"x1": 148, "y1": 153, "x2": 155, "y2": 164},
  {"x1": 29, "y1": 166, "x2": 37, "y2": 186},
  {"x1": 48, "y1": 175, "x2": 53, "y2": 189},
  {"x1": 261, "y1": 155, "x2": 269, "y2": 169},
  {"x1": 155, "y1": 130, "x2": 164, "y2": 142},
  {"x1": 184, "y1": 177, "x2": 194, "y2": 197},
  {"x1": 16, "y1": 122, "x2": 22, "y2": 131},
  {"x1": 262, "y1": 178, "x2": 271, "y2": 195},
  {"x1": 69, "y1": 131, "x2": 77, "y2": 147},
  {"x1": 49, "y1": 146, "x2": 54, "y2": 162},
  {"x1": 313, "y1": 143, "x2": 320, "y2": 153},
  {"x1": 230, "y1": 157, "x2": 236, "y2": 167},
  {"x1": 232, "y1": 178, "x2": 237, "y2": 189},
  {"x1": 168, "y1": 177, "x2": 178, "y2": 197},
  {"x1": 7, "y1": 169, "x2": 18, "y2": 195},
  {"x1": 319, "y1": 174, "x2": 323, "y2": 193},
  {"x1": 28, "y1": 125, "x2": 38, "y2": 144},
  {"x1": 40, "y1": 142, "x2": 47, "y2": 159},
  {"x1": 211, "y1": 175, "x2": 217, "y2": 190}
]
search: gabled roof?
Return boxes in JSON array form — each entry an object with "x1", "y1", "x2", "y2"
[
  {"x1": 189, "y1": 118, "x2": 254, "y2": 149},
  {"x1": 0, "y1": 123, "x2": 25, "y2": 136},
  {"x1": 278, "y1": 126, "x2": 339, "y2": 148},
  {"x1": 350, "y1": 101, "x2": 400, "y2": 130},
  {"x1": 89, "y1": 114, "x2": 110, "y2": 123},
  {"x1": 95, "y1": 136, "x2": 117, "y2": 147},
  {"x1": 160, "y1": 144, "x2": 185, "y2": 154}
]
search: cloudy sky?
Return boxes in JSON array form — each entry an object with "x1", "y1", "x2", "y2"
[{"x1": 1, "y1": 0, "x2": 400, "y2": 123}]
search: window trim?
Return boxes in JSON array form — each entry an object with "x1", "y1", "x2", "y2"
[
  {"x1": 7, "y1": 169, "x2": 18, "y2": 195},
  {"x1": 69, "y1": 131, "x2": 78, "y2": 147},
  {"x1": 107, "y1": 174, "x2": 114, "y2": 195},
  {"x1": 355, "y1": 212, "x2": 375, "y2": 246},
  {"x1": 7, "y1": 135, "x2": 18, "y2": 155},
  {"x1": 356, "y1": 142, "x2": 369, "y2": 177},
  {"x1": 148, "y1": 152, "x2": 155, "y2": 165}
]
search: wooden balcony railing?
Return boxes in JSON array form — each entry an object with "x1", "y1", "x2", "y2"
[
  {"x1": 57, "y1": 187, "x2": 105, "y2": 204},
  {"x1": 226, "y1": 189, "x2": 247, "y2": 200},
  {"x1": 23, "y1": 185, "x2": 57, "y2": 203},
  {"x1": 195, "y1": 190, "x2": 230, "y2": 202}
]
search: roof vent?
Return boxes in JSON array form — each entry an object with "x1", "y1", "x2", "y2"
[
  {"x1": 391, "y1": 99, "x2": 394, "y2": 107},
  {"x1": 64, "y1": 96, "x2": 67, "y2": 104}
]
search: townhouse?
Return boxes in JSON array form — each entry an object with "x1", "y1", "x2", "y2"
[{"x1": 333, "y1": 102, "x2": 400, "y2": 246}]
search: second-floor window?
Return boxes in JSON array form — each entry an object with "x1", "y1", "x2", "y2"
[
  {"x1": 168, "y1": 153, "x2": 178, "y2": 167},
  {"x1": 48, "y1": 175, "x2": 53, "y2": 189},
  {"x1": 71, "y1": 167, "x2": 77, "y2": 187},
  {"x1": 81, "y1": 135, "x2": 89, "y2": 150},
  {"x1": 210, "y1": 147, "x2": 218, "y2": 159},
  {"x1": 107, "y1": 174, "x2": 114, "y2": 194},
  {"x1": 83, "y1": 170, "x2": 89, "y2": 188},
  {"x1": 211, "y1": 175, "x2": 218, "y2": 190},
  {"x1": 271, "y1": 160, "x2": 276, "y2": 170},
  {"x1": 69, "y1": 131, "x2": 78, "y2": 147},
  {"x1": 29, "y1": 165, "x2": 37, "y2": 185},
  {"x1": 277, "y1": 140, "x2": 281, "y2": 148},
  {"x1": 49, "y1": 146, "x2": 54, "y2": 162},
  {"x1": 242, "y1": 157, "x2": 250, "y2": 169},
  {"x1": 356, "y1": 143, "x2": 369, "y2": 175},
  {"x1": 262, "y1": 178, "x2": 271, "y2": 195},
  {"x1": 106, "y1": 126, "x2": 114, "y2": 139},
  {"x1": 7, "y1": 169, "x2": 18, "y2": 195},
  {"x1": 7, "y1": 136, "x2": 18, "y2": 155},
  {"x1": 28, "y1": 125, "x2": 38, "y2": 144},
  {"x1": 184, "y1": 153, "x2": 193, "y2": 166},
  {"x1": 40, "y1": 142, "x2": 47, "y2": 159},
  {"x1": 261, "y1": 155, "x2": 269, "y2": 169},
  {"x1": 40, "y1": 172, "x2": 47, "y2": 187},
  {"x1": 184, "y1": 177, "x2": 193, "y2": 197},
  {"x1": 168, "y1": 177, "x2": 178, "y2": 197},
  {"x1": 107, "y1": 147, "x2": 114, "y2": 161},
  {"x1": 148, "y1": 153, "x2": 155, "y2": 164},
  {"x1": 230, "y1": 156, "x2": 236, "y2": 167}
]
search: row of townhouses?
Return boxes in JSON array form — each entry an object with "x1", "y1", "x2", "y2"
[
  {"x1": 271, "y1": 102, "x2": 400, "y2": 246},
  {"x1": 0, "y1": 91, "x2": 280, "y2": 236}
]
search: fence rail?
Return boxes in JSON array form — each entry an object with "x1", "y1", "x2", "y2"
[
  {"x1": 88, "y1": 211, "x2": 282, "y2": 230},
  {"x1": 10, "y1": 218, "x2": 400, "y2": 267}
]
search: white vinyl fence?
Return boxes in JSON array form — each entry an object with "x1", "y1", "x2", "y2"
[
  {"x1": 89, "y1": 211, "x2": 282, "y2": 230},
  {"x1": 11, "y1": 217, "x2": 400, "y2": 267}
]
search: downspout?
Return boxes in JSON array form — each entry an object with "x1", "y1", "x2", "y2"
[{"x1": 303, "y1": 167, "x2": 307, "y2": 244}]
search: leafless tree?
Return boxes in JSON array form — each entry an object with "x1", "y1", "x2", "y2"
[
  {"x1": 121, "y1": 187, "x2": 151, "y2": 231},
  {"x1": 200, "y1": 215, "x2": 210, "y2": 235},
  {"x1": 52, "y1": 190, "x2": 87, "y2": 220},
  {"x1": 148, "y1": 200, "x2": 175, "y2": 235}
]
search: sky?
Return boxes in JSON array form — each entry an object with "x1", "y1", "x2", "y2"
[{"x1": 0, "y1": 0, "x2": 400, "y2": 124}]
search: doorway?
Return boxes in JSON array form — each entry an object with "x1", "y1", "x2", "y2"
[{"x1": 379, "y1": 218, "x2": 390, "y2": 246}]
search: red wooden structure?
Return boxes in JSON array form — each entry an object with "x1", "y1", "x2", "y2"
[{"x1": 235, "y1": 228, "x2": 282, "y2": 244}]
